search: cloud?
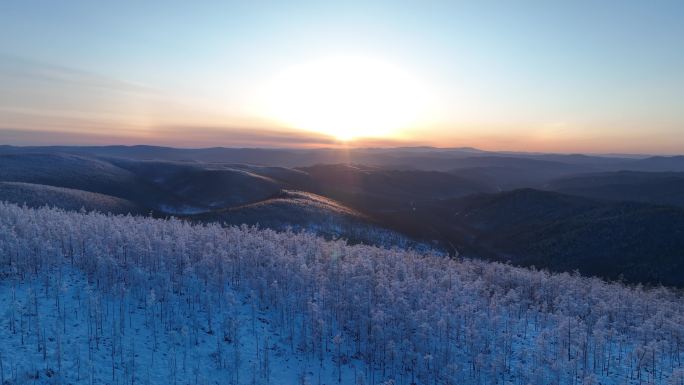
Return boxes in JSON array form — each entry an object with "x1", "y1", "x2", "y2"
[
  {"x1": 0, "y1": 125, "x2": 336, "y2": 148},
  {"x1": 0, "y1": 127, "x2": 135, "y2": 146},
  {"x1": 0, "y1": 124, "x2": 428, "y2": 148},
  {"x1": 0, "y1": 55, "x2": 154, "y2": 95},
  {"x1": 146, "y1": 126, "x2": 341, "y2": 147},
  {"x1": 0, "y1": 55, "x2": 208, "y2": 132}
]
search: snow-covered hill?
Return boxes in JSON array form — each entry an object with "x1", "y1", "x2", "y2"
[
  {"x1": 194, "y1": 190, "x2": 427, "y2": 250},
  {"x1": 0, "y1": 202, "x2": 682, "y2": 384},
  {"x1": 0, "y1": 182, "x2": 141, "y2": 214}
]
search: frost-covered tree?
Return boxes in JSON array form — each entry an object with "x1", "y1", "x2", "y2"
[{"x1": 0, "y1": 202, "x2": 682, "y2": 384}]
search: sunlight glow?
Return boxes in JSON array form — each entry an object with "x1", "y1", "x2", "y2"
[{"x1": 256, "y1": 56, "x2": 433, "y2": 141}]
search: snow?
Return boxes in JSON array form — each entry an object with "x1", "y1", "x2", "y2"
[
  {"x1": 0, "y1": 202, "x2": 682, "y2": 385},
  {"x1": 157, "y1": 204, "x2": 208, "y2": 215},
  {"x1": 0, "y1": 269, "x2": 365, "y2": 385}
]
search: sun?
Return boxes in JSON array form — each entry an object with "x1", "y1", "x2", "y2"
[{"x1": 255, "y1": 55, "x2": 432, "y2": 141}]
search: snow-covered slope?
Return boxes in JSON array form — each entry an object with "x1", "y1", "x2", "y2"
[
  {"x1": 0, "y1": 153, "x2": 138, "y2": 194},
  {"x1": 0, "y1": 153, "x2": 181, "y2": 210},
  {"x1": 194, "y1": 190, "x2": 425, "y2": 250},
  {"x1": 0, "y1": 202, "x2": 682, "y2": 385},
  {"x1": 0, "y1": 182, "x2": 140, "y2": 214}
]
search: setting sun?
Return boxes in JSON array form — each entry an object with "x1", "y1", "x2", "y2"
[{"x1": 255, "y1": 56, "x2": 433, "y2": 141}]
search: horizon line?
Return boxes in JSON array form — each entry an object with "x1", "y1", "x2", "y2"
[{"x1": 1, "y1": 143, "x2": 677, "y2": 158}]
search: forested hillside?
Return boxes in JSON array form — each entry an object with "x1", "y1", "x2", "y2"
[
  {"x1": 547, "y1": 171, "x2": 684, "y2": 208},
  {"x1": 0, "y1": 182, "x2": 141, "y2": 214},
  {"x1": 4, "y1": 150, "x2": 684, "y2": 286},
  {"x1": 0, "y1": 202, "x2": 682, "y2": 384},
  {"x1": 418, "y1": 189, "x2": 684, "y2": 286}
]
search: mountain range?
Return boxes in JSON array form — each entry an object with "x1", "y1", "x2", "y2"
[{"x1": 1, "y1": 145, "x2": 683, "y2": 286}]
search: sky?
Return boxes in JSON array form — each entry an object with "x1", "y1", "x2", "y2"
[{"x1": 0, "y1": 0, "x2": 682, "y2": 153}]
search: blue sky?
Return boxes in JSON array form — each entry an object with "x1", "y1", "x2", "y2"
[{"x1": 1, "y1": 0, "x2": 682, "y2": 152}]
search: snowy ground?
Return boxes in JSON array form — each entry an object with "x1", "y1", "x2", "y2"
[
  {"x1": 0, "y1": 203, "x2": 682, "y2": 385},
  {"x1": 0, "y1": 269, "x2": 370, "y2": 385}
]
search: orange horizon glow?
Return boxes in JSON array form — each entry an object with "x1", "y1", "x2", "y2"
[{"x1": 3, "y1": 122, "x2": 684, "y2": 156}]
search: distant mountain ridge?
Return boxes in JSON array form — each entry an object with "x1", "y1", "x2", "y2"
[{"x1": 548, "y1": 171, "x2": 684, "y2": 208}]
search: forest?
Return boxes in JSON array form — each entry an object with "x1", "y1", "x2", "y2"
[{"x1": 0, "y1": 202, "x2": 682, "y2": 385}]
